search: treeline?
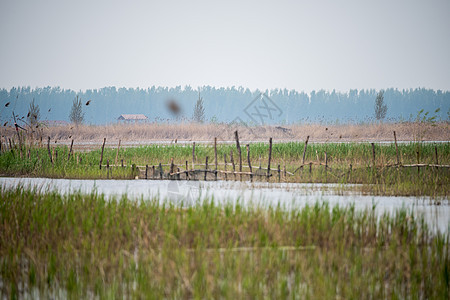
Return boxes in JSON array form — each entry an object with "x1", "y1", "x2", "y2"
[{"x1": 0, "y1": 86, "x2": 448, "y2": 125}]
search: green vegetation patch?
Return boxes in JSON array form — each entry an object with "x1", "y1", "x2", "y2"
[{"x1": 0, "y1": 187, "x2": 448, "y2": 298}]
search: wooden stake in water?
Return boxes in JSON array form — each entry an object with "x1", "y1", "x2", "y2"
[
  {"x1": 435, "y1": 145, "x2": 439, "y2": 165},
  {"x1": 170, "y1": 158, "x2": 175, "y2": 179},
  {"x1": 393, "y1": 131, "x2": 400, "y2": 165},
  {"x1": 145, "y1": 164, "x2": 148, "y2": 179},
  {"x1": 230, "y1": 149, "x2": 236, "y2": 180},
  {"x1": 68, "y1": 139, "x2": 74, "y2": 161},
  {"x1": 186, "y1": 160, "x2": 189, "y2": 180},
  {"x1": 159, "y1": 163, "x2": 163, "y2": 179},
  {"x1": 214, "y1": 137, "x2": 218, "y2": 181},
  {"x1": 47, "y1": 136, "x2": 52, "y2": 164},
  {"x1": 115, "y1": 139, "x2": 121, "y2": 165},
  {"x1": 107, "y1": 159, "x2": 110, "y2": 179},
  {"x1": 224, "y1": 153, "x2": 228, "y2": 181},
  {"x1": 277, "y1": 164, "x2": 281, "y2": 182},
  {"x1": 192, "y1": 142, "x2": 196, "y2": 170},
  {"x1": 302, "y1": 136, "x2": 309, "y2": 165},
  {"x1": 235, "y1": 131, "x2": 242, "y2": 180},
  {"x1": 246, "y1": 144, "x2": 252, "y2": 181},
  {"x1": 267, "y1": 137, "x2": 273, "y2": 178},
  {"x1": 371, "y1": 143, "x2": 376, "y2": 168},
  {"x1": 99, "y1": 138, "x2": 106, "y2": 169},
  {"x1": 205, "y1": 156, "x2": 209, "y2": 181}
]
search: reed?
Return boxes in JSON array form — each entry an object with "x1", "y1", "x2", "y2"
[
  {"x1": 0, "y1": 186, "x2": 448, "y2": 298},
  {"x1": 2, "y1": 122, "x2": 448, "y2": 143}
]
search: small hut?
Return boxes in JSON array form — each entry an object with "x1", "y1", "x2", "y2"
[{"x1": 117, "y1": 114, "x2": 148, "y2": 123}]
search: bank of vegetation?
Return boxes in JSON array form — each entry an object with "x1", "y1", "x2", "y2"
[
  {"x1": 0, "y1": 140, "x2": 448, "y2": 197},
  {"x1": 0, "y1": 186, "x2": 448, "y2": 298}
]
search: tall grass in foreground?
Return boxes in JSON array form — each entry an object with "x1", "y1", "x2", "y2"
[{"x1": 1, "y1": 187, "x2": 448, "y2": 298}]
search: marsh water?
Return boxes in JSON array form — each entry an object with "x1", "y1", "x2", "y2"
[{"x1": 1, "y1": 177, "x2": 448, "y2": 233}]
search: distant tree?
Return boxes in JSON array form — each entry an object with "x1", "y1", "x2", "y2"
[
  {"x1": 374, "y1": 91, "x2": 387, "y2": 121},
  {"x1": 193, "y1": 91, "x2": 205, "y2": 123},
  {"x1": 27, "y1": 98, "x2": 40, "y2": 127},
  {"x1": 69, "y1": 96, "x2": 84, "y2": 125}
]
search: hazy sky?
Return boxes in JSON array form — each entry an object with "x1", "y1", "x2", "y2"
[{"x1": 1, "y1": 0, "x2": 449, "y2": 92}]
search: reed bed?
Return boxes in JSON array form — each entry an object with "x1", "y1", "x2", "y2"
[
  {"x1": 0, "y1": 141, "x2": 448, "y2": 196},
  {"x1": 0, "y1": 186, "x2": 448, "y2": 299},
  {"x1": 2, "y1": 122, "x2": 448, "y2": 143}
]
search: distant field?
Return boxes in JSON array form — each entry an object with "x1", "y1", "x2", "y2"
[{"x1": 2, "y1": 122, "x2": 448, "y2": 146}]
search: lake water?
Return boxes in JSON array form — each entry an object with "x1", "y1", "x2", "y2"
[{"x1": 1, "y1": 177, "x2": 448, "y2": 233}]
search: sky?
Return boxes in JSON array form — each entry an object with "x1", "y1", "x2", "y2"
[{"x1": 0, "y1": 0, "x2": 449, "y2": 92}]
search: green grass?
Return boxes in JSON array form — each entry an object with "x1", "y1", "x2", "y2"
[
  {"x1": 0, "y1": 141, "x2": 448, "y2": 196},
  {"x1": 0, "y1": 186, "x2": 448, "y2": 298}
]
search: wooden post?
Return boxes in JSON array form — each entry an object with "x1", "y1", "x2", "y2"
[
  {"x1": 107, "y1": 159, "x2": 110, "y2": 179},
  {"x1": 8, "y1": 138, "x2": 14, "y2": 157},
  {"x1": 47, "y1": 137, "x2": 53, "y2": 164},
  {"x1": 177, "y1": 167, "x2": 180, "y2": 180},
  {"x1": 214, "y1": 137, "x2": 218, "y2": 180},
  {"x1": 235, "y1": 131, "x2": 242, "y2": 180},
  {"x1": 284, "y1": 164, "x2": 286, "y2": 178},
  {"x1": 68, "y1": 139, "x2": 74, "y2": 161},
  {"x1": 302, "y1": 136, "x2": 310, "y2": 165},
  {"x1": 393, "y1": 131, "x2": 400, "y2": 165},
  {"x1": 246, "y1": 144, "x2": 252, "y2": 181},
  {"x1": 230, "y1": 149, "x2": 236, "y2": 180},
  {"x1": 131, "y1": 164, "x2": 137, "y2": 178},
  {"x1": 277, "y1": 164, "x2": 281, "y2": 182},
  {"x1": 224, "y1": 153, "x2": 228, "y2": 181},
  {"x1": 186, "y1": 160, "x2": 189, "y2": 180},
  {"x1": 325, "y1": 151, "x2": 328, "y2": 171},
  {"x1": 205, "y1": 156, "x2": 209, "y2": 181},
  {"x1": 267, "y1": 137, "x2": 273, "y2": 178},
  {"x1": 152, "y1": 165, "x2": 155, "y2": 179},
  {"x1": 115, "y1": 139, "x2": 121, "y2": 165},
  {"x1": 192, "y1": 142, "x2": 196, "y2": 170},
  {"x1": 121, "y1": 159, "x2": 124, "y2": 168},
  {"x1": 55, "y1": 149, "x2": 58, "y2": 162},
  {"x1": 371, "y1": 143, "x2": 376, "y2": 167},
  {"x1": 349, "y1": 164, "x2": 352, "y2": 182},
  {"x1": 434, "y1": 145, "x2": 439, "y2": 165},
  {"x1": 99, "y1": 138, "x2": 106, "y2": 169},
  {"x1": 159, "y1": 163, "x2": 163, "y2": 179},
  {"x1": 309, "y1": 162, "x2": 312, "y2": 174},
  {"x1": 416, "y1": 150, "x2": 420, "y2": 175},
  {"x1": 170, "y1": 158, "x2": 175, "y2": 179},
  {"x1": 145, "y1": 164, "x2": 148, "y2": 179}
]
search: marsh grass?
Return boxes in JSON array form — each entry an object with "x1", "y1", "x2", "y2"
[
  {"x1": 4, "y1": 122, "x2": 447, "y2": 142},
  {"x1": 0, "y1": 187, "x2": 448, "y2": 298},
  {"x1": 0, "y1": 141, "x2": 448, "y2": 196}
]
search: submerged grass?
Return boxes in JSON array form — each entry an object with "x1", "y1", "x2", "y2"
[{"x1": 0, "y1": 186, "x2": 448, "y2": 298}]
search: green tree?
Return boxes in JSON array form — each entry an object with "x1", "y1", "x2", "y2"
[
  {"x1": 193, "y1": 91, "x2": 205, "y2": 123},
  {"x1": 27, "y1": 98, "x2": 40, "y2": 127},
  {"x1": 69, "y1": 96, "x2": 84, "y2": 126},
  {"x1": 374, "y1": 90, "x2": 387, "y2": 121}
]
